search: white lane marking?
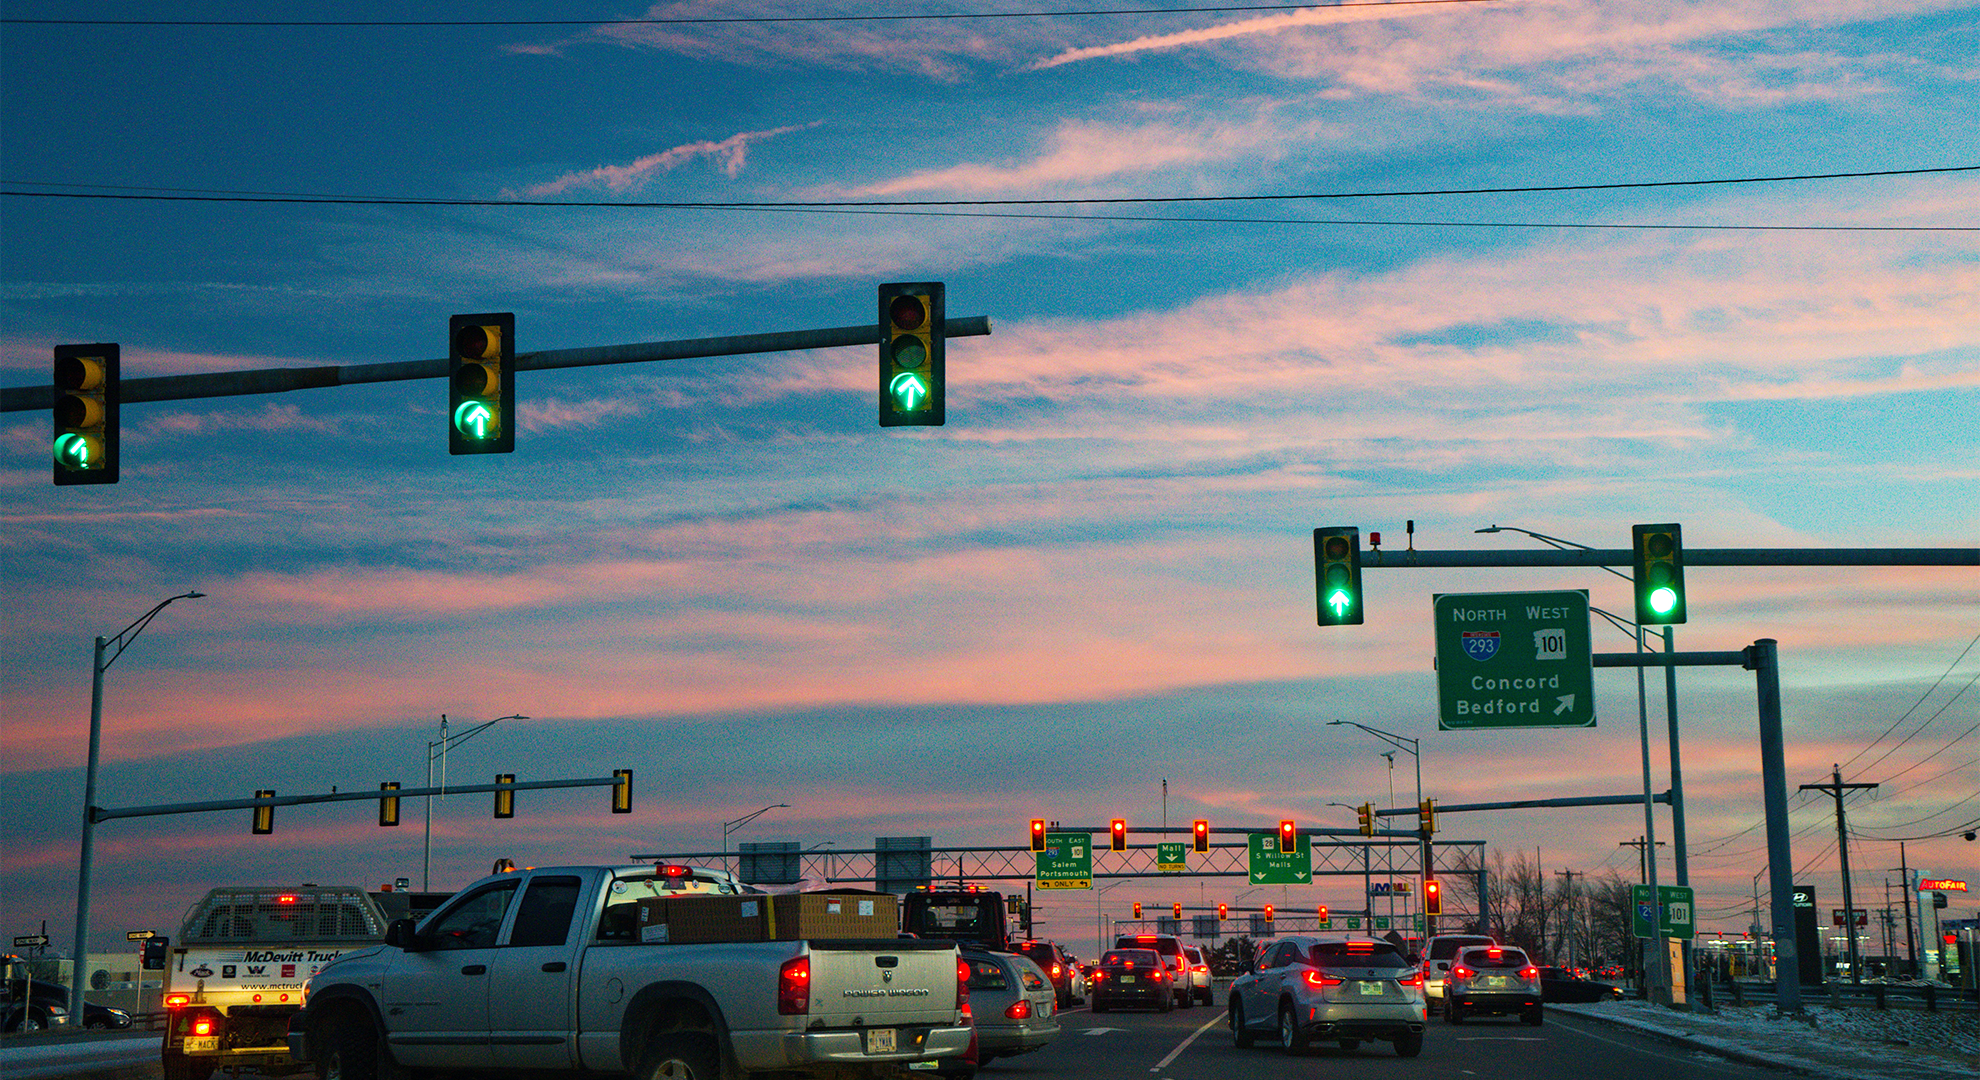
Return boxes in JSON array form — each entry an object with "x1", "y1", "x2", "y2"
[{"x1": 1149, "y1": 1013, "x2": 1226, "y2": 1071}]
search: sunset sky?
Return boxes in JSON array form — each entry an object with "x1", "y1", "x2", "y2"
[{"x1": 3, "y1": 0, "x2": 1975, "y2": 963}]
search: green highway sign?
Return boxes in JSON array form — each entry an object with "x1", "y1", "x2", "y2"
[
  {"x1": 1434, "y1": 589, "x2": 1595, "y2": 730},
  {"x1": 1156, "y1": 843, "x2": 1188, "y2": 872},
  {"x1": 1247, "y1": 832, "x2": 1313, "y2": 885},
  {"x1": 1036, "y1": 831, "x2": 1093, "y2": 889},
  {"x1": 1631, "y1": 884, "x2": 1696, "y2": 939}
]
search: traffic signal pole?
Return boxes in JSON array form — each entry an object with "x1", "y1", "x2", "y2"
[{"x1": 1, "y1": 317, "x2": 995, "y2": 412}]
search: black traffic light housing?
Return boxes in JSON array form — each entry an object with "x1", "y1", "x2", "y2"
[
  {"x1": 252, "y1": 789, "x2": 275, "y2": 835},
  {"x1": 1110, "y1": 818, "x2": 1127, "y2": 851},
  {"x1": 878, "y1": 282, "x2": 944, "y2": 426},
  {"x1": 1278, "y1": 818, "x2": 1298, "y2": 854},
  {"x1": 1313, "y1": 526, "x2": 1364, "y2": 625},
  {"x1": 379, "y1": 782, "x2": 401, "y2": 827},
  {"x1": 450, "y1": 312, "x2": 515, "y2": 454},
  {"x1": 1192, "y1": 818, "x2": 1209, "y2": 853},
  {"x1": 494, "y1": 773, "x2": 516, "y2": 818},
  {"x1": 53, "y1": 343, "x2": 118, "y2": 485},
  {"x1": 1030, "y1": 818, "x2": 1047, "y2": 852},
  {"x1": 1632, "y1": 523, "x2": 1687, "y2": 624}
]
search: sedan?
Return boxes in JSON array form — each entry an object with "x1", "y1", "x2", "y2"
[
  {"x1": 1538, "y1": 966, "x2": 1624, "y2": 1003},
  {"x1": 1088, "y1": 948, "x2": 1174, "y2": 1013}
]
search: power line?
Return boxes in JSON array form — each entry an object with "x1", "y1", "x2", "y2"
[
  {"x1": 0, "y1": 2, "x2": 1518, "y2": 29},
  {"x1": 1840, "y1": 632, "x2": 1980, "y2": 776}
]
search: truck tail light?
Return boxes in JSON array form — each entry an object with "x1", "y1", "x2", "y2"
[
  {"x1": 957, "y1": 957, "x2": 971, "y2": 1008},
  {"x1": 777, "y1": 956, "x2": 810, "y2": 1015},
  {"x1": 1004, "y1": 1000, "x2": 1031, "y2": 1020},
  {"x1": 165, "y1": 994, "x2": 190, "y2": 1008},
  {"x1": 191, "y1": 1015, "x2": 218, "y2": 1036}
]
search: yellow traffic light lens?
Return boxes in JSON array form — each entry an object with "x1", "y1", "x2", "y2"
[
  {"x1": 453, "y1": 362, "x2": 499, "y2": 397},
  {"x1": 890, "y1": 335, "x2": 927, "y2": 369},
  {"x1": 1646, "y1": 533, "x2": 1675, "y2": 559}
]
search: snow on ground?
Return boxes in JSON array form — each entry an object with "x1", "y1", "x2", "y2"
[{"x1": 1551, "y1": 997, "x2": 1977, "y2": 1079}]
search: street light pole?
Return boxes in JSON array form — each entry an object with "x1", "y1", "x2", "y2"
[
  {"x1": 1328, "y1": 720, "x2": 1424, "y2": 932},
  {"x1": 422, "y1": 713, "x2": 526, "y2": 891},
  {"x1": 721, "y1": 804, "x2": 791, "y2": 876},
  {"x1": 71, "y1": 590, "x2": 204, "y2": 1027}
]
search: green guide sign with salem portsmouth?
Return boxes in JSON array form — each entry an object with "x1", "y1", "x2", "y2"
[
  {"x1": 1434, "y1": 590, "x2": 1595, "y2": 730},
  {"x1": 1036, "y1": 832, "x2": 1092, "y2": 889}
]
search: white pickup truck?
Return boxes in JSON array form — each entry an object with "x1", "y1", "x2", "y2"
[{"x1": 287, "y1": 864, "x2": 970, "y2": 1080}]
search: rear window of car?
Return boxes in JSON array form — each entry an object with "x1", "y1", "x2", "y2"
[
  {"x1": 1103, "y1": 950, "x2": 1159, "y2": 966},
  {"x1": 964, "y1": 958, "x2": 1010, "y2": 990},
  {"x1": 1017, "y1": 964, "x2": 1048, "y2": 991},
  {"x1": 1308, "y1": 942, "x2": 1411, "y2": 969},
  {"x1": 1459, "y1": 948, "x2": 1528, "y2": 969},
  {"x1": 1118, "y1": 935, "x2": 1182, "y2": 958},
  {"x1": 1427, "y1": 936, "x2": 1495, "y2": 960}
]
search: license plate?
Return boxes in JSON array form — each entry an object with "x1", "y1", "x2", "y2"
[
  {"x1": 1119, "y1": 975, "x2": 1136, "y2": 983},
  {"x1": 867, "y1": 1028, "x2": 896, "y2": 1054},
  {"x1": 183, "y1": 1038, "x2": 220, "y2": 1053},
  {"x1": 1358, "y1": 981, "x2": 1385, "y2": 996},
  {"x1": 1481, "y1": 976, "x2": 1510, "y2": 988}
]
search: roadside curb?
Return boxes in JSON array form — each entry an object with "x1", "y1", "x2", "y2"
[{"x1": 1546, "y1": 1003, "x2": 1870, "y2": 1079}]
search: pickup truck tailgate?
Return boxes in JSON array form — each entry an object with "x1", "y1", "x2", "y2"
[{"x1": 806, "y1": 943, "x2": 957, "y2": 1023}]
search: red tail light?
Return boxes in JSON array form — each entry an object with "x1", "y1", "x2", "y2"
[
  {"x1": 1051, "y1": 963, "x2": 1061, "y2": 977},
  {"x1": 165, "y1": 994, "x2": 190, "y2": 1008},
  {"x1": 1194, "y1": 965, "x2": 1208, "y2": 973},
  {"x1": 1303, "y1": 971, "x2": 1345, "y2": 989},
  {"x1": 191, "y1": 1016, "x2": 217, "y2": 1036},
  {"x1": 1400, "y1": 971, "x2": 1424, "y2": 987},
  {"x1": 659, "y1": 864, "x2": 691, "y2": 877},
  {"x1": 777, "y1": 956, "x2": 810, "y2": 1015},
  {"x1": 1451, "y1": 965, "x2": 1474, "y2": 980},
  {"x1": 1090, "y1": 971, "x2": 1106, "y2": 981},
  {"x1": 1520, "y1": 966, "x2": 1539, "y2": 980},
  {"x1": 957, "y1": 957, "x2": 971, "y2": 1008},
  {"x1": 1004, "y1": 1000, "x2": 1031, "y2": 1019},
  {"x1": 276, "y1": 894, "x2": 298, "y2": 904}
]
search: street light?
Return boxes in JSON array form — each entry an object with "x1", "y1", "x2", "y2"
[
  {"x1": 424, "y1": 713, "x2": 527, "y2": 890},
  {"x1": 722, "y1": 803, "x2": 791, "y2": 874},
  {"x1": 72, "y1": 590, "x2": 204, "y2": 1027},
  {"x1": 1328, "y1": 720, "x2": 1423, "y2": 931}
]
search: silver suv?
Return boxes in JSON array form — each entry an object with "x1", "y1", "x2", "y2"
[
  {"x1": 1229, "y1": 936, "x2": 1425, "y2": 1057},
  {"x1": 1421, "y1": 933, "x2": 1496, "y2": 1001},
  {"x1": 1443, "y1": 944, "x2": 1542, "y2": 1025}
]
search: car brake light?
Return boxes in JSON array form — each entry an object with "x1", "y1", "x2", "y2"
[
  {"x1": 191, "y1": 1016, "x2": 217, "y2": 1036},
  {"x1": 1520, "y1": 966, "x2": 1539, "y2": 980},
  {"x1": 1347, "y1": 941, "x2": 1373, "y2": 953},
  {"x1": 1194, "y1": 965, "x2": 1208, "y2": 973},
  {"x1": 1051, "y1": 964, "x2": 1061, "y2": 977},
  {"x1": 1090, "y1": 971, "x2": 1105, "y2": 981},
  {"x1": 777, "y1": 956, "x2": 810, "y2": 1015},
  {"x1": 658, "y1": 864, "x2": 690, "y2": 877},
  {"x1": 1401, "y1": 971, "x2": 1424, "y2": 987},
  {"x1": 1451, "y1": 965, "x2": 1473, "y2": 979},
  {"x1": 1005, "y1": 1000, "x2": 1031, "y2": 1019},
  {"x1": 1303, "y1": 971, "x2": 1345, "y2": 989},
  {"x1": 1487, "y1": 947, "x2": 1502, "y2": 958},
  {"x1": 956, "y1": 958, "x2": 972, "y2": 1007},
  {"x1": 276, "y1": 894, "x2": 298, "y2": 904},
  {"x1": 165, "y1": 994, "x2": 190, "y2": 1008}
]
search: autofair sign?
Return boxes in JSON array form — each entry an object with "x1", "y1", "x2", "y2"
[{"x1": 1919, "y1": 879, "x2": 1968, "y2": 892}]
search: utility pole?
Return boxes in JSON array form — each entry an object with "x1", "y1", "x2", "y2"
[
  {"x1": 1619, "y1": 837, "x2": 1666, "y2": 884},
  {"x1": 1898, "y1": 843, "x2": 1918, "y2": 978},
  {"x1": 1618, "y1": 837, "x2": 1664, "y2": 989},
  {"x1": 1801, "y1": 765, "x2": 1877, "y2": 985},
  {"x1": 1555, "y1": 869, "x2": 1584, "y2": 971}
]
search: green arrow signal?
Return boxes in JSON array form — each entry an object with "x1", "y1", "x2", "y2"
[
  {"x1": 54, "y1": 433, "x2": 90, "y2": 468},
  {"x1": 889, "y1": 372, "x2": 929, "y2": 412},
  {"x1": 454, "y1": 401, "x2": 495, "y2": 439},
  {"x1": 1326, "y1": 588, "x2": 1353, "y2": 617}
]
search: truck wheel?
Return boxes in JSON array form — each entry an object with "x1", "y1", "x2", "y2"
[
  {"x1": 636, "y1": 1033, "x2": 722, "y2": 1080},
  {"x1": 319, "y1": 1016, "x2": 381, "y2": 1080}
]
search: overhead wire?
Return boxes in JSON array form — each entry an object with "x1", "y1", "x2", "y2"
[{"x1": 1838, "y1": 632, "x2": 1980, "y2": 775}]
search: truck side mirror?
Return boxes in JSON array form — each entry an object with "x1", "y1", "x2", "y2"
[{"x1": 386, "y1": 918, "x2": 422, "y2": 951}]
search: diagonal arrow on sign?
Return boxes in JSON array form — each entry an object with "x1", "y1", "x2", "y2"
[{"x1": 1554, "y1": 694, "x2": 1576, "y2": 715}]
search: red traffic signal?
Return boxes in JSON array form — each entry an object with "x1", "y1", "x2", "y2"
[
  {"x1": 1263, "y1": 904, "x2": 1275, "y2": 922},
  {"x1": 1192, "y1": 818, "x2": 1210, "y2": 853},
  {"x1": 1424, "y1": 877, "x2": 1443, "y2": 916},
  {"x1": 1217, "y1": 902, "x2": 1228, "y2": 920},
  {"x1": 1173, "y1": 902, "x2": 1183, "y2": 919},
  {"x1": 1278, "y1": 819, "x2": 1298, "y2": 854},
  {"x1": 1317, "y1": 904, "x2": 1329, "y2": 923},
  {"x1": 1110, "y1": 818, "x2": 1127, "y2": 851},
  {"x1": 1132, "y1": 902, "x2": 1142, "y2": 919},
  {"x1": 1030, "y1": 818, "x2": 1047, "y2": 852}
]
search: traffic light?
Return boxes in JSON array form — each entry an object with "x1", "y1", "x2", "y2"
[
  {"x1": 1317, "y1": 904, "x2": 1329, "y2": 924},
  {"x1": 1423, "y1": 877, "x2": 1442, "y2": 916},
  {"x1": 1357, "y1": 803, "x2": 1374, "y2": 837},
  {"x1": 141, "y1": 936, "x2": 169, "y2": 970},
  {"x1": 450, "y1": 312, "x2": 515, "y2": 454},
  {"x1": 1110, "y1": 818, "x2": 1127, "y2": 851},
  {"x1": 1418, "y1": 798, "x2": 1436, "y2": 834},
  {"x1": 1132, "y1": 902, "x2": 1142, "y2": 919},
  {"x1": 252, "y1": 789, "x2": 274, "y2": 835},
  {"x1": 494, "y1": 773, "x2": 516, "y2": 818},
  {"x1": 1031, "y1": 818, "x2": 1048, "y2": 852},
  {"x1": 1263, "y1": 904, "x2": 1274, "y2": 923},
  {"x1": 1312, "y1": 526, "x2": 1364, "y2": 625},
  {"x1": 379, "y1": 782, "x2": 401, "y2": 827},
  {"x1": 1279, "y1": 818, "x2": 1298, "y2": 854},
  {"x1": 1632, "y1": 523, "x2": 1687, "y2": 624},
  {"x1": 1173, "y1": 902, "x2": 1183, "y2": 919},
  {"x1": 1217, "y1": 902, "x2": 1228, "y2": 920},
  {"x1": 1192, "y1": 818, "x2": 1210, "y2": 853},
  {"x1": 878, "y1": 281, "x2": 944, "y2": 426},
  {"x1": 612, "y1": 769, "x2": 634, "y2": 814},
  {"x1": 52, "y1": 343, "x2": 118, "y2": 485}
]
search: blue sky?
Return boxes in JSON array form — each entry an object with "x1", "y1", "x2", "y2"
[{"x1": 3, "y1": 1, "x2": 1976, "y2": 961}]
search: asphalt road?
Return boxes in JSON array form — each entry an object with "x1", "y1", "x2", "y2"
[
  {"x1": 1, "y1": 1004, "x2": 1789, "y2": 1080},
  {"x1": 985, "y1": 999, "x2": 1790, "y2": 1080}
]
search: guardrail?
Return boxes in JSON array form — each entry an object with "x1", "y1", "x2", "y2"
[{"x1": 1721, "y1": 980, "x2": 1979, "y2": 1013}]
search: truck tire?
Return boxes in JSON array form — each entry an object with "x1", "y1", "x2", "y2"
[
  {"x1": 318, "y1": 1015, "x2": 381, "y2": 1080},
  {"x1": 635, "y1": 1032, "x2": 722, "y2": 1080},
  {"x1": 162, "y1": 1050, "x2": 216, "y2": 1080}
]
